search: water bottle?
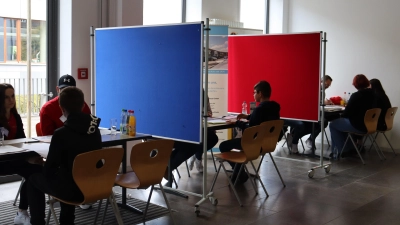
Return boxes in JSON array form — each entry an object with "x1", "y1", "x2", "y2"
[
  {"x1": 127, "y1": 110, "x2": 136, "y2": 136},
  {"x1": 242, "y1": 101, "x2": 247, "y2": 114},
  {"x1": 120, "y1": 109, "x2": 127, "y2": 135}
]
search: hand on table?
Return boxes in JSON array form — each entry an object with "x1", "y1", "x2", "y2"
[
  {"x1": 236, "y1": 114, "x2": 248, "y2": 120},
  {"x1": 325, "y1": 99, "x2": 334, "y2": 105}
]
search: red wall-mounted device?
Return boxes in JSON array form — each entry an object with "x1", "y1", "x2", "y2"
[{"x1": 78, "y1": 68, "x2": 88, "y2": 79}]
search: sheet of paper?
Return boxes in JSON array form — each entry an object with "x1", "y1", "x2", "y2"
[
  {"x1": 3, "y1": 138, "x2": 38, "y2": 145},
  {"x1": 22, "y1": 143, "x2": 50, "y2": 158},
  {"x1": 207, "y1": 118, "x2": 228, "y2": 124},
  {"x1": 0, "y1": 145, "x2": 26, "y2": 155},
  {"x1": 33, "y1": 136, "x2": 52, "y2": 143}
]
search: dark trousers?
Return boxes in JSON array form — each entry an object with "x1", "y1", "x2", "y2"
[
  {"x1": 168, "y1": 131, "x2": 219, "y2": 178},
  {"x1": 218, "y1": 138, "x2": 243, "y2": 175},
  {"x1": 0, "y1": 159, "x2": 42, "y2": 210},
  {"x1": 28, "y1": 173, "x2": 83, "y2": 225},
  {"x1": 194, "y1": 131, "x2": 219, "y2": 160}
]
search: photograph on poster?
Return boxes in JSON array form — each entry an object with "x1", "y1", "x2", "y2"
[{"x1": 204, "y1": 36, "x2": 228, "y2": 69}]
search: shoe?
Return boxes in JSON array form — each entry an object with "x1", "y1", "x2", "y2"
[
  {"x1": 14, "y1": 211, "x2": 31, "y2": 225},
  {"x1": 291, "y1": 144, "x2": 299, "y2": 154},
  {"x1": 305, "y1": 138, "x2": 313, "y2": 149},
  {"x1": 188, "y1": 155, "x2": 195, "y2": 171},
  {"x1": 79, "y1": 204, "x2": 92, "y2": 210},
  {"x1": 195, "y1": 159, "x2": 203, "y2": 173},
  {"x1": 230, "y1": 172, "x2": 249, "y2": 184}
]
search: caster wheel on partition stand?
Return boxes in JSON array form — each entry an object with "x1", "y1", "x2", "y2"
[
  {"x1": 127, "y1": 194, "x2": 132, "y2": 199},
  {"x1": 308, "y1": 169, "x2": 315, "y2": 178},
  {"x1": 324, "y1": 165, "x2": 331, "y2": 174},
  {"x1": 194, "y1": 207, "x2": 200, "y2": 216}
]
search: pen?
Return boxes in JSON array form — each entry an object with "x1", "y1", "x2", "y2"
[{"x1": 25, "y1": 140, "x2": 40, "y2": 144}]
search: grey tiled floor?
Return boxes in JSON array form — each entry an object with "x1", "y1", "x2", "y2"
[{"x1": 1, "y1": 140, "x2": 399, "y2": 225}]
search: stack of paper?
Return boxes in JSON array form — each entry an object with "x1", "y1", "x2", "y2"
[{"x1": 0, "y1": 145, "x2": 26, "y2": 155}]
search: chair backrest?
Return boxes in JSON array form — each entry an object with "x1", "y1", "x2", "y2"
[
  {"x1": 384, "y1": 107, "x2": 398, "y2": 131},
  {"x1": 364, "y1": 108, "x2": 381, "y2": 134},
  {"x1": 241, "y1": 125, "x2": 265, "y2": 161},
  {"x1": 36, "y1": 123, "x2": 43, "y2": 136},
  {"x1": 72, "y1": 148, "x2": 123, "y2": 204},
  {"x1": 130, "y1": 139, "x2": 174, "y2": 188},
  {"x1": 260, "y1": 120, "x2": 284, "y2": 155}
]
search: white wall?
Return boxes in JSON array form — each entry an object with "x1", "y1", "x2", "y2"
[
  {"x1": 202, "y1": 0, "x2": 240, "y2": 22},
  {"x1": 286, "y1": 0, "x2": 400, "y2": 149},
  {"x1": 186, "y1": 0, "x2": 202, "y2": 22}
]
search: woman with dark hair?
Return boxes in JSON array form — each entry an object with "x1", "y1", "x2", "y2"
[
  {"x1": 370, "y1": 78, "x2": 391, "y2": 130},
  {"x1": 329, "y1": 74, "x2": 377, "y2": 157},
  {"x1": 0, "y1": 83, "x2": 42, "y2": 224}
]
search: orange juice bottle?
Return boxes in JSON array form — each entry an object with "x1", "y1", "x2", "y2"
[{"x1": 128, "y1": 110, "x2": 136, "y2": 136}]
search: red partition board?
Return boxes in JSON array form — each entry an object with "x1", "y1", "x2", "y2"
[{"x1": 228, "y1": 32, "x2": 321, "y2": 122}]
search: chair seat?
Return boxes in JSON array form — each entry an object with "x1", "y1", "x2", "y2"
[
  {"x1": 214, "y1": 151, "x2": 247, "y2": 164},
  {"x1": 49, "y1": 195, "x2": 83, "y2": 206},
  {"x1": 115, "y1": 172, "x2": 141, "y2": 189}
]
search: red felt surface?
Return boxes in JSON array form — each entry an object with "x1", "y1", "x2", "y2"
[{"x1": 228, "y1": 33, "x2": 322, "y2": 121}]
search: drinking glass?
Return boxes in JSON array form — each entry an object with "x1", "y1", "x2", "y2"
[{"x1": 110, "y1": 118, "x2": 118, "y2": 135}]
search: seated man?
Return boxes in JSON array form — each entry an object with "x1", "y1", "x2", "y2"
[
  {"x1": 27, "y1": 87, "x2": 102, "y2": 225},
  {"x1": 219, "y1": 80, "x2": 280, "y2": 184},
  {"x1": 284, "y1": 75, "x2": 333, "y2": 153},
  {"x1": 40, "y1": 74, "x2": 91, "y2": 135}
]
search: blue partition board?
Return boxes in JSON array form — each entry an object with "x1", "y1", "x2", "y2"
[{"x1": 95, "y1": 23, "x2": 203, "y2": 143}]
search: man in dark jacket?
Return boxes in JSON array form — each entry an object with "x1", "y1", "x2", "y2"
[
  {"x1": 219, "y1": 80, "x2": 280, "y2": 184},
  {"x1": 27, "y1": 87, "x2": 102, "y2": 225}
]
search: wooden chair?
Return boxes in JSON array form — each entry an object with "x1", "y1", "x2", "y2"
[
  {"x1": 339, "y1": 108, "x2": 381, "y2": 164},
  {"x1": 369, "y1": 107, "x2": 398, "y2": 155},
  {"x1": 257, "y1": 120, "x2": 286, "y2": 187},
  {"x1": 46, "y1": 148, "x2": 124, "y2": 225},
  {"x1": 13, "y1": 123, "x2": 44, "y2": 206},
  {"x1": 210, "y1": 125, "x2": 266, "y2": 206},
  {"x1": 103, "y1": 139, "x2": 174, "y2": 221}
]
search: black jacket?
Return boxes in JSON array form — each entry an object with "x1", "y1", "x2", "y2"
[
  {"x1": 375, "y1": 92, "x2": 391, "y2": 130},
  {"x1": 342, "y1": 88, "x2": 377, "y2": 132},
  {"x1": 236, "y1": 101, "x2": 281, "y2": 130},
  {"x1": 43, "y1": 112, "x2": 102, "y2": 192},
  {"x1": 1, "y1": 111, "x2": 26, "y2": 139}
]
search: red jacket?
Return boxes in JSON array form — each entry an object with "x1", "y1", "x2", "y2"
[{"x1": 39, "y1": 96, "x2": 91, "y2": 135}]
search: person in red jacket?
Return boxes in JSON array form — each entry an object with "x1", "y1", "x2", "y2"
[{"x1": 39, "y1": 74, "x2": 91, "y2": 136}]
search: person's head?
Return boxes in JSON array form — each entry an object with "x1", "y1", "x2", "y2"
[
  {"x1": 0, "y1": 83, "x2": 17, "y2": 113},
  {"x1": 56, "y1": 74, "x2": 77, "y2": 94},
  {"x1": 352, "y1": 74, "x2": 370, "y2": 90},
  {"x1": 58, "y1": 86, "x2": 84, "y2": 117},
  {"x1": 369, "y1": 78, "x2": 386, "y2": 94},
  {"x1": 322, "y1": 75, "x2": 333, "y2": 89},
  {"x1": 253, "y1": 80, "x2": 271, "y2": 102}
]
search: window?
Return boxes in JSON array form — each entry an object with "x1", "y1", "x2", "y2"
[
  {"x1": 240, "y1": 0, "x2": 266, "y2": 32},
  {"x1": 0, "y1": 17, "x2": 46, "y2": 63},
  {"x1": 143, "y1": 0, "x2": 182, "y2": 25}
]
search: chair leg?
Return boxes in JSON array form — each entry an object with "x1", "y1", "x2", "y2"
[
  {"x1": 158, "y1": 183, "x2": 175, "y2": 224},
  {"x1": 368, "y1": 134, "x2": 385, "y2": 160},
  {"x1": 339, "y1": 135, "x2": 350, "y2": 160},
  {"x1": 45, "y1": 195, "x2": 51, "y2": 225},
  {"x1": 383, "y1": 132, "x2": 397, "y2": 155},
  {"x1": 368, "y1": 132, "x2": 379, "y2": 152},
  {"x1": 349, "y1": 135, "x2": 366, "y2": 164},
  {"x1": 108, "y1": 191, "x2": 124, "y2": 225},
  {"x1": 244, "y1": 164, "x2": 258, "y2": 194},
  {"x1": 13, "y1": 178, "x2": 25, "y2": 206},
  {"x1": 184, "y1": 161, "x2": 191, "y2": 177},
  {"x1": 101, "y1": 198, "x2": 110, "y2": 225},
  {"x1": 268, "y1": 153, "x2": 286, "y2": 187},
  {"x1": 175, "y1": 168, "x2": 181, "y2": 178},
  {"x1": 324, "y1": 130, "x2": 331, "y2": 147},
  {"x1": 143, "y1": 185, "x2": 154, "y2": 220},
  {"x1": 48, "y1": 198, "x2": 60, "y2": 225},
  {"x1": 300, "y1": 139, "x2": 306, "y2": 154},
  {"x1": 281, "y1": 128, "x2": 288, "y2": 148},
  {"x1": 93, "y1": 199, "x2": 103, "y2": 225},
  {"x1": 209, "y1": 162, "x2": 222, "y2": 193},
  {"x1": 250, "y1": 161, "x2": 269, "y2": 197},
  {"x1": 210, "y1": 150, "x2": 218, "y2": 172},
  {"x1": 220, "y1": 162, "x2": 243, "y2": 207}
]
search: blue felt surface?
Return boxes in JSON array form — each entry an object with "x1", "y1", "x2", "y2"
[{"x1": 95, "y1": 23, "x2": 204, "y2": 143}]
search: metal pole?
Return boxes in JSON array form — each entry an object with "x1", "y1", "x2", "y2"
[
  {"x1": 202, "y1": 19, "x2": 209, "y2": 199},
  {"x1": 90, "y1": 26, "x2": 95, "y2": 115},
  {"x1": 320, "y1": 32, "x2": 327, "y2": 165},
  {"x1": 27, "y1": 0, "x2": 32, "y2": 137}
]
